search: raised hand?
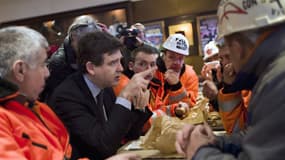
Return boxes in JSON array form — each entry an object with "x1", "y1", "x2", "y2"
[
  {"x1": 223, "y1": 63, "x2": 236, "y2": 85},
  {"x1": 202, "y1": 80, "x2": 218, "y2": 100},
  {"x1": 201, "y1": 61, "x2": 220, "y2": 81},
  {"x1": 133, "y1": 89, "x2": 150, "y2": 110},
  {"x1": 164, "y1": 69, "x2": 180, "y2": 85},
  {"x1": 175, "y1": 124, "x2": 196, "y2": 156},
  {"x1": 119, "y1": 67, "x2": 156, "y2": 103},
  {"x1": 201, "y1": 65, "x2": 213, "y2": 81}
]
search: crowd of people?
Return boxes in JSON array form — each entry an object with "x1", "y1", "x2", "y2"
[{"x1": 1, "y1": 0, "x2": 285, "y2": 159}]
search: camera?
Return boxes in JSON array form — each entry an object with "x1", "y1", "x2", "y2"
[
  {"x1": 121, "y1": 29, "x2": 140, "y2": 51},
  {"x1": 117, "y1": 25, "x2": 140, "y2": 51}
]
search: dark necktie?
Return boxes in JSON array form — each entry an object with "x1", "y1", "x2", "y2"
[{"x1": 97, "y1": 91, "x2": 108, "y2": 121}]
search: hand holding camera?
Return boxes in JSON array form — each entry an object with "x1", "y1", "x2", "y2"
[
  {"x1": 201, "y1": 61, "x2": 220, "y2": 81},
  {"x1": 223, "y1": 63, "x2": 236, "y2": 85},
  {"x1": 164, "y1": 69, "x2": 180, "y2": 85}
]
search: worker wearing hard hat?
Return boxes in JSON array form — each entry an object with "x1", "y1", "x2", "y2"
[
  {"x1": 200, "y1": 41, "x2": 222, "y2": 111},
  {"x1": 203, "y1": 41, "x2": 220, "y2": 62},
  {"x1": 176, "y1": 0, "x2": 285, "y2": 159},
  {"x1": 150, "y1": 34, "x2": 199, "y2": 118}
]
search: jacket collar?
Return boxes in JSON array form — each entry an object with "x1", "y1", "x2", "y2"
[{"x1": 0, "y1": 78, "x2": 19, "y2": 102}]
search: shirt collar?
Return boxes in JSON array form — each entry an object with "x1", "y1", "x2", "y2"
[{"x1": 83, "y1": 74, "x2": 101, "y2": 98}]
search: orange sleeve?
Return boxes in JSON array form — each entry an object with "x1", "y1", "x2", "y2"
[
  {"x1": 112, "y1": 74, "x2": 129, "y2": 96},
  {"x1": 218, "y1": 89, "x2": 251, "y2": 134},
  {"x1": 241, "y1": 90, "x2": 251, "y2": 109}
]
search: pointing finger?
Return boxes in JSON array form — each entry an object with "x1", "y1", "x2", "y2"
[{"x1": 136, "y1": 66, "x2": 157, "y2": 78}]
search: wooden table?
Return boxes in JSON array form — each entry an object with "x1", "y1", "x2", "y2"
[
  {"x1": 118, "y1": 139, "x2": 186, "y2": 159},
  {"x1": 118, "y1": 131, "x2": 225, "y2": 159},
  {"x1": 118, "y1": 149, "x2": 185, "y2": 159}
]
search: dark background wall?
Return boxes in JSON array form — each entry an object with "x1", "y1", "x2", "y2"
[
  {"x1": 130, "y1": 0, "x2": 220, "y2": 73},
  {"x1": 132, "y1": 0, "x2": 220, "y2": 22},
  {"x1": 0, "y1": 0, "x2": 221, "y2": 74}
]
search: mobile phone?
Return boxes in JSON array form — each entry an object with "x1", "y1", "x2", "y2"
[{"x1": 204, "y1": 60, "x2": 220, "y2": 69}]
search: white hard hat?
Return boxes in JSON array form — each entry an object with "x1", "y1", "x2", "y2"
[
  {"x1": 162, "y1": 34, "x2": 189, "y2": 55},
  {"x1": 203, "y1": 41, "x2": 219, "y2": 61},
  {"x1": 217, "y1": 0, "x2": 285, "y2": 39}
]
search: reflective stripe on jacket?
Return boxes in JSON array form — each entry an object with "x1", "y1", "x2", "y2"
[
  {"x1": 218, "y1": 90, "x2": 251, "y2": 134},
  {"x1": 153, "y1": 64, "x2": 199, "y2": 115}
]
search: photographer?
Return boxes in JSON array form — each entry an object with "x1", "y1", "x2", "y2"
[
  {"x1": 117, "y1": 22, "x2": 157, "y2": 85},
  {"x1": 119, "y1": 26, "x2": 143, "y2": 51}
]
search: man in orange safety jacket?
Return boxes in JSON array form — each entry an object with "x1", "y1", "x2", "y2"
[
  {"x1": 0, "y1": 26, "x2": 72, "y2": 160},
  {"x1": 0, "y1": 25, "x2": 141, "y2": 160},
  {"x1": 217, "y1": 42, "x2": 251, "y2": 134},
  {"x1": 151, "y1": 34, "x2": 199, "y2": 118}
]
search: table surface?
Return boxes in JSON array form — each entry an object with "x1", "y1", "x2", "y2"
[
  {"x1": 118, "y1": 130, "x2": 226, "y2": 159},
  {"x1": 119, "y1": 149, "x2": 185, "y2": 160}
]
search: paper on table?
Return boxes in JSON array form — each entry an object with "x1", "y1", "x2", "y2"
[
  {"x1": 123, "y1": 139, "x2": 142, "y2": 150},
  {"x1": 213, "y1": 130, "x2": 226, "y2": 136}
]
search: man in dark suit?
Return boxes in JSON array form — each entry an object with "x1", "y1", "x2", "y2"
[
  {"x1": 40, "y1": 15, "x2": 103, "y2": 102},
  {"x1": 48, "y1": 31, "x2": 154, "y2": 160}
]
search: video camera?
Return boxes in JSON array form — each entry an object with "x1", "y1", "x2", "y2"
[{"x1": 117, "y1": 24, "x2": 140, "y2": 51}]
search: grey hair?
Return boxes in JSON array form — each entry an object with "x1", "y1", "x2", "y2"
[
  {"x1": 0, "y1": 26, "x2": 48, "y2": 78},
  {"x1": 67, "y1": 15, "x2": 101, "y2": 38}
]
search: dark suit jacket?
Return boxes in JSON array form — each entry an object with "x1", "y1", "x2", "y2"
[{"x1": 48, "y1": 72, "x2": 152, "y2": 160}]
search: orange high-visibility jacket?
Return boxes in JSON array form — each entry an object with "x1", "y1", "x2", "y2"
[
  {"x1": 0, "y1": 95, "x2": 71, "y2": 159},
  {"x1": 114, "y1": 65, "x2": 199, "y2": 116},
  {"x1": 112, "y1": 66, "x2": 199, "y2": 132},
  {"x1": 113, "y1": 74, "x2": 130, "y2": 96},
  {"x1": 152, "y1": 64, "x2": 199, "y2": 116},
  {"x1": 218, "y1": 89, "x2": 251, "y2": 134}
]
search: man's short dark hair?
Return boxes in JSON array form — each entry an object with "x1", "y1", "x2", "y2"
[
  {"x1": 78, "y1": 31, "x2": 123, "y2": 73},
  {"x1": 130, "y1": 44, "x2": 159, "y2": 62}
]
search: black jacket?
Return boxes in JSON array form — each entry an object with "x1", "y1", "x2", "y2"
[
  {"x1": 40, "y1": 37, "x2": 78, "y2": 102},
  {"x1": 48, "y1": 72, "x2": 152, "y2": 160}
]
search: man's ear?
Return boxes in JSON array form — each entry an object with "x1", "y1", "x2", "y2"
[
  {"x1": 86, "y1": 61, "x2": 96, "y2": 75},
  {"x1": 12, "y1": 60, "x2": 26, "y2": 82},
  {"x1": 128, "y1": 61, "x2": 134, "y2": 71}
]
